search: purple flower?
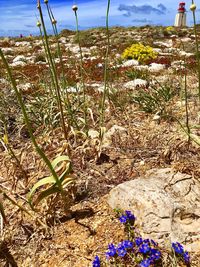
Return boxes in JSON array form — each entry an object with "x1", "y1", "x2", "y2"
[
  {"x1": 105, "y1": 243, "x2": 116, "y2": 258},
  {"x1": 122, "y1": 240, "x2": 133, "y2": 249},
  {"x1": 149, "y1": 248, "x2": 161, "y2": 261},
  {"x1": 125, "y1": 210, "x2": 135, "y2": 221},
  {"x1": 119, "y1": 215, "x2": 128, "y2": 224},
  {"x1": 140, "y1": 259, "x2": 151, "y2": 267},
  {"x1": 139, "y1": 243, "x2": 151, "y2": 254},
  {"x1": 116, "y1": 244, "x2": 127, "y2": 257},
  {"x1": 92, "y1": 256, "x2": 100, "y2": 267},
  {"x1": 183, "y1": 251, "x2": 190, "y2": 264},
  {"x1": 172, "y1": 242, "x2": 184, "y2": 255},
  {"x1": 135, "y1": 237, "x2": 143, "y2": 246}
]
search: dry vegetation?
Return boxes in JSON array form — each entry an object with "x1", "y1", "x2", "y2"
[{"x1": 0, "y1": 19, "x2": 200, "y2": 267}]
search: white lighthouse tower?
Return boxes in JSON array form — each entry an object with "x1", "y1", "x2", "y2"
[{"x1": 174, "y1": 2, "x2": 186, "y2": 27}]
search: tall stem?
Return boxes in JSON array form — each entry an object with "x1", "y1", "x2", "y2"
[
  {"x1": 74, "y1": 10, "x2": 88, "y2": 132},
  {"x1": 191, "y1": 1, "x2": 200, "y2": 104},
  {"x1": 37, "y1": 0, "x2": 69, "y2": 140},
  {"x1": 99, "y1": 0, "x2": 110, "y2": 127}
]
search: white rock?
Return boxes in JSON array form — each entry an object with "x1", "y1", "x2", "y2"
[
  {"x1": 1, "y1": 48, "x2": 13, "y2": 55},
  {"x1": 107, "y1": 168, "x2": 200, "y2": 252},
  {"x1": 15, "y1": 41, "x2": 30, "y2": 47},
  {"x1": 13, "y1": 55, "x2": 27, "y2": 63},
  {"x1": 10, "y1": 61, "x2": 26, "y2": 67},
  {"x1": 148, "y1": 63, "x2": 165, "y2": 72},
  {"x1": 124, "y1": 79, "x2": 147, "y2": 89},
  {"x1": 122, "y1": 59, "x2": 139, "y2": 67},
  {"x1": 179, "y1": 51, "x2": 194, "y2": 58}
]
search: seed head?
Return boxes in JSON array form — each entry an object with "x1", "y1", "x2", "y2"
[
  {"x1": 52, "y1": 19, "x2": 57, "y2": 25},
  {"x1": 37, "y1": 21, "x2": 41, "y2": 27},
  {"x1": 190, "y1": 3, "x2": 196, "y2": 11},
  {"x1": 72, "y1": 5, "x2": 78, "y2": 12}
]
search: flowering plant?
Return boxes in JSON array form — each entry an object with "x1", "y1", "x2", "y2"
[
  {"x1": 92, "y1": 210, "x2": 191, "y2": 267},
  {"x1": 122, "y1": 43, "x2": 158, "y2": 64}
]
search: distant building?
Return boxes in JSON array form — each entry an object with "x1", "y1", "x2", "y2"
[{"x1": 174, "y1": 2, "x2": 186, "y2": 27}]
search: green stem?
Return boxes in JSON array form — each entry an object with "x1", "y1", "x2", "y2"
[
  {"x1": 100, "y1": 0, "x2": 110, "y2": 127},
  {"x1": 191, "y1": 2, "x2": 200, "y2": 104},
  {"x1": 74, "y1": 10, "x2": 88, "y2": 132},
  {"x1": 37, "y1": 1, "x2": 69, "y2": 140}
]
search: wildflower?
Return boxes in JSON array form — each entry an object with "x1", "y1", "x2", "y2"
[
  {"x1": 37, "y1": 21, "x2": 41, "y2": 27},
  {"x1": 135, "y1": 237, "x2": 143, "y2": 247},
  {"x1": 140, "y1": 259, "x2": 151, "y2": 267},
  {"x1": 139, "y1": 243, "x2": 151, "y2": 254},
  {"x1": 44, "y1": 0, "x2": 48, "y2": 3},
  {"x1": 72, "y1": 5, "x2": 78, "y2": 12},
  {"x1": 190, "y1": 4, "x2": 196, "y2": 11},
  {"x1": 183, "y1": 251, "x2": 190, "y2": 264},
  {"x1": 172, "y1": 242, "x2": 184, "y2": 255},
  {"x1": 122, "y1": 240, "x2": 133, "y2": 249},
  {"x1": 106, "y1": 243, "x2": 116, "y2": 258},
  {"x1": 125, "y1": 210, "x2": 136, "y2": 221},
  {"x1": 92, "y1": 255, "x2": 100, "y2": 267},
  {"x1": 52, "y1": 19, "x2": 57, "y2": 25},
  {"x1": 149, "y1": 248, "x2": 161, "y2": 261},
  {"x1": 119, "y1": 215, "x2": 128, "y2": 224},
  {"x1": 116, "y1": 244, "x2": 127, "y2": 257}
]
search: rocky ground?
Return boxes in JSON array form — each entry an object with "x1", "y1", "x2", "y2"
[{"x1": 0, "y1": 26, "x2": 200, "y2": 266}]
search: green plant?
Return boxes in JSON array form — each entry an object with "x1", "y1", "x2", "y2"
[
  {"x1": 0, "y1": 47, "x2": 75, "y2": 215},
  {"x1": 125, "y1": 69, "x2": 149, "y2": 80},
  {"x1": 73, "y1": 31, "x2": 96, "y2": 47},
  {"x1": 122, "y1": 43, "x2": 158, "y2": 64},
  {"x1": 132, "y1": 82, "x2": 176, "y2": 114},
  {"x1": 34, "y1": 53, "x2": 46, "y2": 63}
]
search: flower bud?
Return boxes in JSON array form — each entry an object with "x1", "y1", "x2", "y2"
[
  {"x1": 44, "y1": 0, "x2": 48, "y2": 3},
  {"x1": 37, "y1": 21, "x2": 41, "y2": 27},
  {"x1": 190, "y1": 3, "x2": 196, "y2": 11},
  {"x1": 52, "y1": 19, "x2": 57, "y2": 25},
  {"x1": 72, "y1": 5, "x2": 78, "y2": 12}
]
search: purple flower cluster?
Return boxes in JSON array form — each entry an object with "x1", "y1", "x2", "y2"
[
  {"x1": 172, "y1": 242, "x2": 190, "y2": 265},
  {"x1": 92, "y1": 255, "x2": 100, "y2": 267},
  {"x1": 91, "y1": 211, "x2": 190, "y2": 267},
  {"x1": 119, "y1": 210, "x2": 136, "y2": 224},
  {"x1": 106, "y1": 240, "x2": 133, "y2": 258},
  {"x1": 135, "y1": 238, "x2": 161, "y2": 267}
]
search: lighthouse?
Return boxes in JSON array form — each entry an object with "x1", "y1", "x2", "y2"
[{"x1": 174, "y1": 2, "x2": 186, "y2": 27}]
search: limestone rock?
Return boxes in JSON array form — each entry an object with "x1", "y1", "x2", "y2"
[
  {"x1": 107, "y1": 168, "x2": 200, "y2": 252},
  {"x1": 124, "y1": 79, "x2": 147, "y2": 89}
]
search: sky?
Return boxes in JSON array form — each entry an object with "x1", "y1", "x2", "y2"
[{"x1": 0, "y1": 0, "x2": 198, "y2": 37}]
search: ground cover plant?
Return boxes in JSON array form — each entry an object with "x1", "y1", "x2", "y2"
[{"x1": 0, "y1": 0, "x2": 200, "y2": 266}]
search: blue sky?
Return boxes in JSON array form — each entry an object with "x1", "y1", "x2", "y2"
[{"x1": 0, "y1": 0, "x2": 197, "y2": 36}]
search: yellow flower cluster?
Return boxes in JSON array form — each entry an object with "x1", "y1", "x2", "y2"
[
  {"x1": 166, "y1": 26, "x2": 174, "y2": 32},
  {"x1": 122, "y1": 43, "x2": 158, "y2": 64}
]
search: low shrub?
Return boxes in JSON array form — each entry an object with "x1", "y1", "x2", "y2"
[{"x1": 122, "y1": 43, "x2": 158, "y2": 64}]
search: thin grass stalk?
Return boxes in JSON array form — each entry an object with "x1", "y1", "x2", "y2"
[
  {"x1": 37, "y1": 0, "x2": 69, "y2": 140},
  {"x1": 73, "y1": 7, "x2": 88, "y2": 132},
  {"x1": 190, "y1": 1, "x2": 200, "y2": 104},
  {"x1": 99, "y1": 0, "x2": 110, "y2": 127},
  {"x1": 37, "y1": 22, "x2": 55, "y2": 95},
  {"x1": 183, "y1": 59, "x2": 190, "y2": 143},
  {"x1": 0, "y1": 48, "x2": 62, "y2": 190},
  {"x1": 46, "y1": 4, "x2": 79, "y2": 129}
]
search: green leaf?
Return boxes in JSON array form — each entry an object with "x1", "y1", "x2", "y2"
[
  {"x1": 51, "y1": 155, "x2": 70, "y2": 169},
  {"x1": 33, "y1": 185, "x2": 60, "y2": 207},
  {"x1": 28, "y1": 175, "x2": 56, "y2": 203}
]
